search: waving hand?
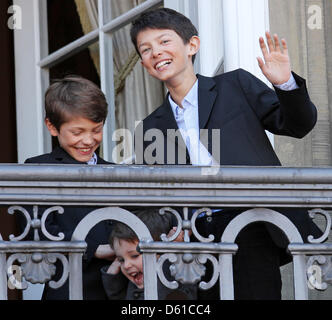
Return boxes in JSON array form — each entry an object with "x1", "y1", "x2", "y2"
[{"x1": 257, "y1": 32, "x2": 292, "y2": 85}]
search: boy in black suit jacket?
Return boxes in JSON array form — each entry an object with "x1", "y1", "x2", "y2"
[
  {"x1": 23, "y1": 76, "x2": 114, "y2": 299},
  {"x1": 130, "y1": 8, "x2": 321, "y2": 299}
]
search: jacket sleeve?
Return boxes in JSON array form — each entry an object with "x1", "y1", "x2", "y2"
[
  {"x1": 82, "y1": 222, "x2": 112, "y2": 263},
  {"x1": 100, "y1": 266, "x2": 128, "y2": 300},
  {"x1": 238, "y1": 68, "x2": 317, "y2": 138}
]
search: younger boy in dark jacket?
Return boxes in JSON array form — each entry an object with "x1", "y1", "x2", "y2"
[
  {"x1": 23, "y1": 75, "x2": 114, "y2": 299},
  {"x1": 101, "y1": 208, "x2": 196, "y2": 300}
]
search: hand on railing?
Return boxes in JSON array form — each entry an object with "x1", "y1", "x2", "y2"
[
  {"x1": 167, "y1": 227, "x2": 184, "y2": 242},
  {"x1": 167, "y1": 227, "x2": 192, "y2": 242}
]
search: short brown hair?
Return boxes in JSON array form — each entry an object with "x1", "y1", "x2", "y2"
[
  {"x1": 45, "y1": 75, "x2": 108, "y2": 131},
  {"x1": 109, "y1": 208, "x2": 173, "y2": 248}
]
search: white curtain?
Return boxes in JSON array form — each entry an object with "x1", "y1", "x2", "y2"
[{"x1": 75, "y1": 0, "x2": 165, "y2": 162}]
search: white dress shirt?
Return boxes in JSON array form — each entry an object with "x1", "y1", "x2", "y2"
[{"x1": 169, "y1": 80, "x2": 213, "y2": 166}]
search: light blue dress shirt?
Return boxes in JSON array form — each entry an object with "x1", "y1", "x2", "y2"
[
  {"x1": 168, "y1": 80, "x2": 214, "y2": 166},
  {"x1": 87, "y1": 153, "x2": 97, "y2": 165}
]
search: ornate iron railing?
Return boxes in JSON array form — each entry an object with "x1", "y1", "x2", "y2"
[{"x1": 0, "y1": 164, "x2": 332, "y2": 300}]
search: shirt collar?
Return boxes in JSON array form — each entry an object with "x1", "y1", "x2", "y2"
[
  {"x1": 169, "y1": 80, "x2": 198, "y2": 114},
  {"x1": 87, "y1": 153, "x2": 98, "y2": 165}
]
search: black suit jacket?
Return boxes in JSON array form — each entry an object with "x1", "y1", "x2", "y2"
[
  {"x1": 136, "y1": 69, "x2": 322, "y2": 254},
  {"x1": 24, "y1": 146, "x2": 113, "y2": 300},
  {"x1": 138, "y1": 69, "x2": 317, "y2": 165}
]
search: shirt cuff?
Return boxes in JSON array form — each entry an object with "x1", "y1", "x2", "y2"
[{"x1": 274, "y1": 73, "x2": 299, "y2": 91}]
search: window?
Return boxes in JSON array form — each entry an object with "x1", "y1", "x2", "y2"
[
  {"x1": 14, "y1": 0, "x2": 164, "y2": 163},
  {"x1": 14, "y1": 0, "x2": 228, "y2": 163}
]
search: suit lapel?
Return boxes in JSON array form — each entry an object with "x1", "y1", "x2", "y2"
[
  {"x1": 150, "y1": 76, "x2": 218, "y2": 164},
  {"x1": 197, "y1": 74, "x2": 218, "y2": 129},
  {"x1": 154, "y1": 78, "x2": 218, "y2": 131},
  {"x1": 153, "y1": 95, "x2": 179, "y2": 133},
  {"x1": 97, "y1": 154, "x2": 111, "y2": 164},
  {"x1": 153, "y1": 95, "x2": 189, "y2": 164},
  {"x1": 51, "y1": 146, "x2": 109, "y2": 164},
  {"x1": 51, "y1": 147, "x2": 83, "y2": 164}
]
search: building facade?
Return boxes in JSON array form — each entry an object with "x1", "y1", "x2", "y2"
[{"x1": 1, "y1": 0, "x2": 332, "y2": 300}]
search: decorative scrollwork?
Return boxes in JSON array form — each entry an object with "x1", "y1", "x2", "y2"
[
  {"x1": 6, "y1": 252, "x2": 69, "y2": 287},
  {"x1": 158, "y1": 207, "x2": 215, "y2": 243},
  {"x1": 169, "y1": 253, "x2": 206, "y2": 285},
  {"x1": 7, "y1": 205, "x2": 65, "y2": 241},
  {"x1": 157, "y1": 252, "x2": 219, "y2": 290},
  {"x1": 7, "y1": 253, "x2": 54, "y2": 285},
  {"x1": 159, "y1": 207, "x2": 183, "y2": 242},
  {"x1": 47, "y1": 254, "x2": 69, "y2": 289},
  {"x1": 157, "y1": 253, "x2": 179, "y2": 289},
  {"x1": 21, "y1": 253, "x2": 56, "y2": 284},
  {"x1": 196, "y1": 254, "x2": 219, "y2": 290},
  {"x1": 308, "y1": 209, "x2": 331, "y2": 244},
  {"x1": 7, "y1": 206, "x2": 32, "y2": 241},
  {"x1": 41, "y1": 206, "x2": 65, "y2": 241},
  {"x1": 306, "y1": 255, "x2": 332, "y2": 291},
  {"x1": 191, "y1": 208, "x2": 215, "y2": 243}
]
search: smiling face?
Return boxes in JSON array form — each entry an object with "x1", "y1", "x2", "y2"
[
  {"x1": 46, "y1": 116, "x2": 103, "y2": 163},
  {"x1": 113, "y1": 238, "x2": 144, "y2": 289},
  {"x1": 137, "y1": 28, "x2": 199, "y2": 86}
]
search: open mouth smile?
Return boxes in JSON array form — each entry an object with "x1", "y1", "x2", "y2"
[
  {"x1": 129, "y1": 271, "x2": 143, "y2": 287},
  {"x1": 155, "y1": 59, "x2": 172, "y2": 71},
  {"x1": 76, "y1": 147, "x2": 94, "y2": 155}
]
